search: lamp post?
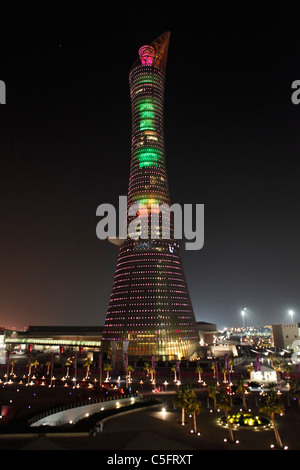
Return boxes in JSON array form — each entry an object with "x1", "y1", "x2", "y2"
[{"x1": 241, "y1": 308, "x2": 247, "y2": 329}]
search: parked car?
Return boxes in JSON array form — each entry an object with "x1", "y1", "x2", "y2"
[{"x1": 246, "y1": 381, "x2": 262, "y2": 391}]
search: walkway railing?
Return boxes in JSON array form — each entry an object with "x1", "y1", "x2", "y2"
[{"x1": 27, "y1": 392, "x2": 139, "y2": 427}]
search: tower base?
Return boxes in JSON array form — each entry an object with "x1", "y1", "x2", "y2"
[{"x1": 102, "y1": 339, "x2": 199, "y2": 368}]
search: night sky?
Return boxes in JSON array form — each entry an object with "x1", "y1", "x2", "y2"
[{"x1": 1, "y1": 4, "x2": 300, "y2": 330}]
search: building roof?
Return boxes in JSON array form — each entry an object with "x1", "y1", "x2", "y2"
[{"x1": 26, "y1": 325, "x2": 103, "y2": 334}]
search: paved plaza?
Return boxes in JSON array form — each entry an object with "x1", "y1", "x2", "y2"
[{"x1": 0, "y1": 376, "x2": 299, "y2": 451}]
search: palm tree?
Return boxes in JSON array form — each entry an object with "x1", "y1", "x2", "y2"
[
  {"x1": 259, "y1": 390, "x2": 285, "y2": 448},
  {"x1": 196, "y1": 365, "x2": 203, "y2": 383},
  {"x1": 84, "y1": 358, "x2": 92, "y2": 378},
  {"x1": 228, "y1": 357, "x2": 234, "y2": 373},
  {"x1": 173, "y1": 385, "x2": 195, "y2": 425},
  {"x1": 282, "y1": 364, "x2": 291, "y2": 380},
  {"x1": 208, "y1": 384, "x2": 218, "y2": 411},
  {"x1": 268, "y1": 354, "x2": 274, "y2": 367},
  {"x1": 149, "y1": 368, "x2": 155, "y2": 381},
  {"x1": 32, "y1": 360, "x2": 39, "y2": 371},
  {"x1": 28, "y1": 361, "x2": 36, "y2": 382},
  {"x1": 65, "y1": 360, "x2": 72, "y2": 377},
  {"x1": 221, "y1": 366, "x2": 228, "y2": 383},
  {"x1": 10, "y1": 360, "x2": 16, "y2": 375},
  {"x1": 28, "y1": 362, "x2": 32, "y2": 376},
  {"x1": 216, "y1": 389, "x2": 235, "y2": 443},
  {"x1": 247, "y1": 364, "x2": 254, "y2": 381},
  {"x1": 174, "y1": 388, "x2": 186, "y2": 425},
  {"x1": 45, "y1": 361, "x2": 51, "y2": 375},
  {"x1": 235, "y1": 376, "x2": 247, "y2": 410},
  {"x1": 104, "y1": 363, "x2": 112, "y2": 381},
  {"x1": 171, "y1": 364, "x2": 177, "y2": 382},
  {"x1": 274, "y1": 361, "x2": 282, "y2": 384},
  {"x1": 126, "y1": 365, "x2": 134, "y2": 381},
  {"x1": 144, "y1": 362, "x2": 150, "y2": 376},
  {"x1": 188, "y1": 398, "x2": 202, "y2": 433},
  {"x1": 211, "y1": 362, "x2": 216, "y2": 378}
]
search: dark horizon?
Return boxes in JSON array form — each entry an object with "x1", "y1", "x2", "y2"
[{"x1": 1, "y1": 5, "x2": 300, "y2": 330}]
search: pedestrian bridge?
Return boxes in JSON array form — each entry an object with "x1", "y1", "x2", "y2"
[{"x1": 28, "y1": 394, "x2": 141, "y2": 428}]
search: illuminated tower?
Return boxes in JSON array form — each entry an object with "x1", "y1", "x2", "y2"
[{"x1": 102, "y1": 32, "x2": 199, "y2": 362}]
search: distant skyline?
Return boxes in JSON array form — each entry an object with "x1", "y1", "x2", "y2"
[{"x1": 1, "y1": 6, "x2": 300, "y2": 330}]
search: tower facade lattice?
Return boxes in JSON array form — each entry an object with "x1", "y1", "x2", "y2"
[{"x1": 102, "y1": 32, "x2": 200, "y2": 362}]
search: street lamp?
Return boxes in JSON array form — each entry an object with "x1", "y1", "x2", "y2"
[
  {"x1": 289, "y1": 310, "x2": 294, "y2": 323},
  {"x1": 241, "y1": 308, "x2": 247, "y2": 329}
]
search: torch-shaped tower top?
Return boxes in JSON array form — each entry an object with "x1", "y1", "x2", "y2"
[{"x1": 130, "y1": 31, "x2": 170, "y2": 74}]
